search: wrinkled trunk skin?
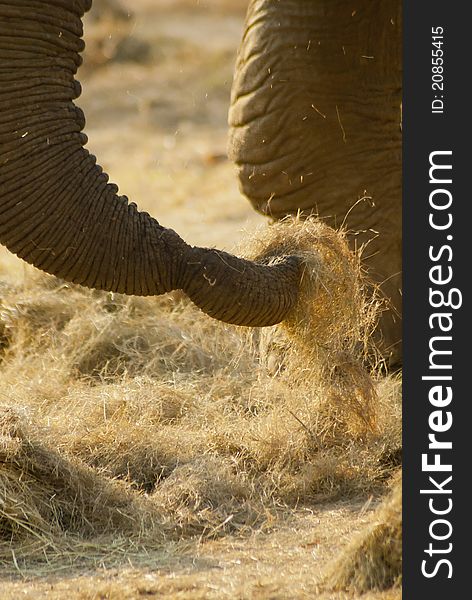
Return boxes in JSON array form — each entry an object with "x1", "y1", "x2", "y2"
[
  {"x1": 0, "y1": 0, "x2": 302, "y2": 328},
  {"x1": 229, "y1": 0, "x2": 402, "y2": 363}
]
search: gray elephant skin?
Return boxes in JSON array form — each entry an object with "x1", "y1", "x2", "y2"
[{"x1": 0, "y1": 0, "x2": 401, "y2": 363}]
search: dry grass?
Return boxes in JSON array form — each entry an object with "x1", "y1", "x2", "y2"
[
  {"x1": 245, "y1": 218, "x2": 383, "y2": 435},
  {"x1": 0, "y1": 2, "x2": 401, "y2": 595},
  {"x1": 0, "y1": 406, "x2": 164, "y2": 559},
  {"x1": 0, "y1": 218, "x2": 401, "y2": 589},
  {"x1": 324, "y1": 474, "x2": 402, "y2": 593}
]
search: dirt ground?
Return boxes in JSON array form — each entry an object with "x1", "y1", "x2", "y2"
[
  {"x1": 0, "y1": 503, "x2": 396, "y2": 600},
  {"x1": 0, "y1": 1, "x2": 401, "y2": 598}
]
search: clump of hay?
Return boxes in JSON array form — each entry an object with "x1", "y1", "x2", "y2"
[
  {"x1": 247, "y1": 217, "x2": 379, "y2": 357},
  {"x1": 152, "y1": 456, "x2": 262, "y2": 537},
  {"x1": 244, "y1": 217, "x2": 382, "y2": 440},
  {"x1": 324, "y1": 474, "x2": 402, "y2": 592},
  {"x1": 56, "y1": 380, "x2": 200, "y2": 492},
  {"x1": 0, "y1": 406, "x2": 165, "y2": 564}
]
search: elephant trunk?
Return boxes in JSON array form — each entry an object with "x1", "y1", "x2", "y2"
[
  {"x1": 0, "y1": 0, "x2": 302, "y2": 327},
  {"x1": 183, "y1": 248, "x2": 301, "y2": 327}
]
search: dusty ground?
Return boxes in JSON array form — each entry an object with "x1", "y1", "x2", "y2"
[
  {"x1": 0, "y1": 1, "x2": 401, "y2": 598},
  {"x1": 0, "y1": 503, "x2": 396, "y2": 599}
]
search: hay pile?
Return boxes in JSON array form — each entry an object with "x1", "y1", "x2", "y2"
[
  {"x1": 0, "y1": 218, "x2": 401, "y2": 581},
  {"x1": 0, "y1": 423, "x2": 143, "y2": 542},
  {"x1": 324, "y1": 474, "x2": 402, "y2": 592},
  {"x1": 0, "y1": 406, "x2": 165, "y2": 564},
  {"x1": 244, "y1": 218, "x2": 384, "y2": 447}
]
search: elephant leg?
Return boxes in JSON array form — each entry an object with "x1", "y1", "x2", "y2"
[{"x1": 229, "y1": 0, "x2": 402, "y2": 362}]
